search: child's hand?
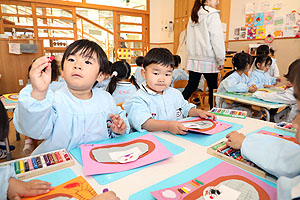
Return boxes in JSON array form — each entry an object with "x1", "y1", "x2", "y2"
[
  {"x1": 248, "y1": 84, "x2": 257, "y2": 93},
  {"x1": 91, "y1": 191, "x2": 120, "y2": 200},
  {"x1": 189, "y1": 108, "x2": 216, "y2": 121},
  {"x1": 30, "y1": 56, "x2": 52, "y2": 100},
  {"x1": 7, "y1": 178, "x2": 53, "y2": 199},
  {"x1": 167, "y1": 121, "x2": 188, "y2": 135},
  {"x1": 109, "y1": 114, "x2": 127, "y2": 134},
  {"x1": 284, "y1": 82, "x2": 293, "y2": 89},
  {"x1": 263, "y1": 84, "x2": 272, "y2": 88},
  {"x1": 225, "y1": 131, "x2": 246, "y2": 150},
  {"x1": 276, "y1": 77, "x2": 282, "y2": 83}
]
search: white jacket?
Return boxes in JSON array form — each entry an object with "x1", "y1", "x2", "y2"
[{"x1": 186, "y1": 6, "x2": 225, "y2": 66}]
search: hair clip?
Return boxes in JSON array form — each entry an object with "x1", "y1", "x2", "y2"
[{"x1": 112, "y1": 71, "x2": 118, "y2": 77}]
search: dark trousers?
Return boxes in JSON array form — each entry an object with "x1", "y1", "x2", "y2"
[{"x1": 182, "y1": 71, "x2": 218, "y2": 109}]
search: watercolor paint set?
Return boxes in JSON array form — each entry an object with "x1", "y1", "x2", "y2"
[
  {"x1": 275, "y1": 122, "x2": 297, "y2": 133},
  {"x1": 210, "y1": 108, "x2": 247, "y2": 119},
  {"x1": 0, "y1": 149, "x2": 74, "y2": 180},
  {"x1": 207, "y1": 141, "x2": 266, "y2": 177}
]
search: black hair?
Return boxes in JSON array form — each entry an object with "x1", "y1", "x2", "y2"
[
  {"x1": 284, "y1": 59, "x2": 300, "y2": 83},
  {"x1": 294, "y1": 73, "x2": 300, "y2": 100},
  {"x1": 257, "y1": 44, "x2": 270, "y2": 56},
  {"x1": 255, "y1": 55, "x2": 272, "y2": 69},
  {"x1": 191, "y1": 0, "x2": 208, "y2": 23},
  {"x1": 0, "y1": 101, "x2": 9, "y2": 140},
  {"x1": 61, "y1": 39, "x2": 109, "y2": 74},
  {"x1": 222, "y1": 52, "x2": 252, "y2": 81},
  {"x1": 107, "y1": 61, "x2": 140, "y2": 94},
  {"x1": 135, "y1": 56, "x2": 144, "y2": 67},
  {"x1": 270, "y1": 48, "x2": 275, "y2": 56},
  {"x1": 173, "y1": 55, "x2": 181, "y2": 67},
  {"x1": 143, "y1": 48, "x2": 175, "y2": 69},
  {"x1": 28, "y1": 58, "x2": 61, "y2": 82}
]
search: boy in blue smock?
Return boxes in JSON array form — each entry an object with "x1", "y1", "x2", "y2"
[
  {"x1": 172, "y1": 55, "x2": 188, "y2": 92},
  {"x1": 123, "y1": 48, "x2": 216, "y2": 135},
  {"x1": 14, "y1": 39, "x2": 130, "y2": 155},
  {"x1": 249, "y1": 54, "x2": 281, "y2": 89},
  {"x1": 134, "y1": 56, "x2": 145, "y2": 85},
  {"x1": 225, "y1": 61, "x2": 300, "y2": 200}
]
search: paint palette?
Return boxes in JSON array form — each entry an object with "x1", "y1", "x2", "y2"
[
  {"x1": 210, "y1": 107, "x2": 247, "y2": 119},
  {"x1": 0, "y1": 149, "x2": 74, "y2": 180},
  {"x1": 207, "y1": 142, "x2": 267, "y2": 177},
  {"x1": 275, "y1": 122, "x2": 297, "y2": 133}
]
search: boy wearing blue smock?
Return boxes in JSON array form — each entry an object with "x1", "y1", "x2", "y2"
[
  {"x1": 134, "y1": 56, "x2": 145, "y2": 85},
  {"x1": 13, "y1": 39, "x2": 130, "y2": 155},
  {"x1": 123, "y1": 48, "x2": 216, "y2": 135},
  {"x1": 225, "y1": 60, "x2": 300, "y2": 200},
  {"x1": 249, "y1": 55, "x2": 281, "y2": 89},
  {"x1": 172, "y1": 55, "x2": 188, "y2": 92}
]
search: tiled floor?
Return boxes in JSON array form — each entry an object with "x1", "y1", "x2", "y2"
[{"x1": 1, "y1": 99, "x2": 211, "y2": 163}]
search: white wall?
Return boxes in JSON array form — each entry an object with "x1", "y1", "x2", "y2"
[
  {"x1": 150, "y1": 0, "x2": 174, "y2": 43},
  {"x1": 229, "y1": 0, "x2": 300, "y2": 40}
]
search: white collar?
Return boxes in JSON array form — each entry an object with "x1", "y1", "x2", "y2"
[
  {"x1": 255, "y1": 69, "x2": 265, "y2": 73},
  {"x1": 140, "y1": 82, "x2": 162, "y2": 95},
  {"x1": 117, "y1": 81, "x2": 132, "y2": 86}
]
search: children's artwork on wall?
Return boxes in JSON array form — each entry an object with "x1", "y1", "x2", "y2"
[
  {"x1": 256, "y1": 130, "x2": 299, "y2": 144},
  {"x1": 245, "y1": 3, "x2": 257, "y2": 14},
  {"x1": 179, "y1": 117, "x2": 232, "y2": 135},
  {"x1": 285, "y1": 12, "x2": 298, "y2": 27},
  {"x1": 240, "y1": 27, "x2": 247, "y2": 39},
  {"x1": 272, "y1": 3, "x2": 282, "y2": 10},
  {"x1": 274, "y1": 17, "x2": 284, "y2": 30},
  {"x1": 150, "y1": 162, "x2": 276, "y2": 200},
  {"x1": 283, "y1": 27, "x2": 298, "y2": 37},
  {"x1": 80, "y1": 133, "x2": 173, "y2": 175},
  {"x1": 23, "y1": 176, "x2": 97, "y2": 200},
  {"x1": 256, "y1": 26, "x2": 266, "y2": 39},
  {"x1": 245, "y1": 14, "x2": 255, "y2": 27},
  {"x1": 260, "y1": 1, "x2": 271, "y2": 12},
  {"x1": 255, "y1": 13, "x2": 265, "y2": 26},
  {"x1": 117, "y1": 48, "x2": 131, "y2": 60},
  {"x1": 273, "y1": 30, "x2": 283, "y2": 37},
  {"x1": 247, "y1": 27, "x2": 257, "y2": 39},
  {"x1": 264, "y1": 12, "x2": 274, "y2": 25}
]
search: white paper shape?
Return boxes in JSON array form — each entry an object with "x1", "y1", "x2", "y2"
[
  {"x1": 182, "y1": 120, "x2": 214, "y2": 130},
  {"x1": 161, "y1": 189, "x2": 177, "y2": 198},
  {"x1": 203, "y1": 185, "x2": 241, "y2": 200},
  {"x1": 245, "y1": 3, "x2": 254, "y2": 14},
  {"x1": 8, "y1": 43, "x2": 21, "y2": 54},
  {"x1": 285, "y1": 13, "x2": 297, "y2": 28},
  {"x1": 109, "y1": 147, "x2": 142, "y2": 163}
]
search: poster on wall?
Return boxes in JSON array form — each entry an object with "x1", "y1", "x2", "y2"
[
  {"x1": 245, "y1": 14, "x2": 255, "y2": 27},
  {"x1": 264, "y1": 11, "x2": 274, "y2": 25},
  {"x1": 285, "y1": 12, "x2": 297, "y2": 27},
  {"x1": 260, "y1": 1, "x2": 271, "y2": 12},
  {"x1": 247, "y1": 27, "x2": 257, "y2": 39},
  {"x1": 274, "y1": 17, "x2": 285, "y2": 30},
  {"x1": 255, "y1": 13, "x2": 265, "y2": 26},
  {"x1": 256, "y1": 26, "x2": 266, "y2": 39}
]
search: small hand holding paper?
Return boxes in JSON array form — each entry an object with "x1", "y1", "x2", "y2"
[
  {"x1": 168, "y1": 121, "x2": 188, "y2": 135},
  {"x1": 109, "y1": 114, "x2": 127, "y2": 134}
]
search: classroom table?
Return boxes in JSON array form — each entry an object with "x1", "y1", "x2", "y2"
[
  {"x1": 24, "y1": 115, "x2": 279, "y2": 199},
  {"x1": 214, "y1": 92, "x2": 289, "y2": 121}
]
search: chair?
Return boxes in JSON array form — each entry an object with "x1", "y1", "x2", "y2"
[{"x1": 173, "y1": 80, "x2": 188, "y2": 89}]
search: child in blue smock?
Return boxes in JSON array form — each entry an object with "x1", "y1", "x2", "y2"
[
  {"x1": 14, "y1": 39, "x2": 130, "y2": 155},
  {"x1": 123, "y1": 48, "x2": 216, "y2": 135},
  {"x1": 216, "y1": 52, "x2": 257, "y2": 108},
  {"x1": 107, "y1": 61, "x2": 140, "y2": 104},
  {"x1": 134, "y1": 56, "x2": 145, "y2": 85},
  {"x1": 225, "y1": 63, "x2": 300, "y2": 200},
  {"x1": 249, "y1": 54, "x2": 281, "y2": 89},
  {"x1": 172, "y1": 55, "x2": 188, "y2": 92},
  {"x1": 94, "y1": 61, "x2": 112, "y2": 90}
]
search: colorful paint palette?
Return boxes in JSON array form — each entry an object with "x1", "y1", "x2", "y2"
[
  {"x1": 210, "y1": 107, "x2": 247, "y2": 119},
  {"x1": 275, "y1": 122, "x2": 297, "y2": 133},
  {"x1": 0, "y1": 149, "x2": 74, "y2": 180},
  {"x1": 207, "y1": 142, "x2": 266, "y2": 177}
]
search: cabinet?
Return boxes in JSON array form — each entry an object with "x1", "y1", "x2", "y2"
[
  {"x1": 0, "y1": 39, "x2": 44, "y2": 94},
  {"x1": 173, "y1": 0, "x2": 231, "y2": 52}
]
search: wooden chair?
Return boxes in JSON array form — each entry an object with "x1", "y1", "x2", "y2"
[{"x1": 173, "y1": 80, "x2": 188, "y2": 89}]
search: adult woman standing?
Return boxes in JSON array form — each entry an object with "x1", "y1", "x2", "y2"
[{"x1": 182, "y1": 0, "x2": 225, "y2": 109}]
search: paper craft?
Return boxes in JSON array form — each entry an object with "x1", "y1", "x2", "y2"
[
  {"x1": 285, "y1": 12, "x2": 297, "y2": 28},
  {"x1": 260, "y1": 1, "x2": 271, "y2": 12},
  {"x1": 117, "y1": 48, "x2": 131, "y2": 59},
  {"x1": 245, "y1": 14, "x2": 255, "y2": 27},
  {"x1": 247, "y1": 27, "x2": 257, "y2": 39},
  {"x1": 150, "y1": 161, "x2": 276, "y2": 200},
  {"x1": 23, "y1": 176, "x2": 97, "y2": 200},
  {"x1": 256, "y1": 26, "x2": 266, "y2": 39},
  {"x1": 256, "y1": 130, "x2": 298, "y2": 144},
  {"x1": 264, "y1": 11, "x2": 274, "y2": 25},
  {"x1": 179, "y1": 117, "x2": 232, "y2": 135},
  {"x1": 255, "y1": 13, "x2": 265, "y2": 26},
  {"x1": 274, "y1": 17, "x2": 284, "y2": 30},
  {"x1": 3, "y1": 93, "x2": 19, "y2": 102},
  {"x1": 8, "y1": 43, "x2": 21, "y2": 54},
  {"x1": 81, "y1": 133, "x2": 173, "y2": 175}
]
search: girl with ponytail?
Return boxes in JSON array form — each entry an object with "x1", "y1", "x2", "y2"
[{"x1": 107, "y1": 61, "x2": 140, "y2": 104}]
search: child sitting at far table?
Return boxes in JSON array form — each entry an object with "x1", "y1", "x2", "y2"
[{"x1": 123, "y1": 48, "x2": 216, "y2": 135}]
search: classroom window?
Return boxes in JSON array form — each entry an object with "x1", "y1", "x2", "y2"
[{"x1": 86, "y1": 0, "x2": 146, "y2": 10}]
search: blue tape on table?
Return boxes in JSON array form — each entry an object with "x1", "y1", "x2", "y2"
[
  {"x1": 27, "y1": 168, "x2": 77, "y2": 187},
  {"x1": 69, "y1": 132, "x2": 185, "y2": 185},
  {"x1": 248, "y1": 126, "x2": 296, "y2": 137},
  {"x1": 177, "y1": 119, "x2": 243, "y2": 146},
  {"x1": 222, "y1": 92, "x2": 282, "y2": 105},
  {"x1": 129, "y1": 157, "x2": 276, "y2": 200}
]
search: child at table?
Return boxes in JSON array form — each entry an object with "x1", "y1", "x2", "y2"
[
  {"x1": 14, "y1": 39, "x2": 130, "y2": 155},
  {"x1": 225, "y1": 65, "x2": 300, "y2": 200},
  {"x1": 107, "y1": 61, "x2": 140, "y2": 104},
  {"x1": 94, "y1": 61, "x2": 112, "y2": 90},
  {"x1": 172, "y1": 55, "x2": 188, "y2": 92},
  {"x1": 249, "y1": 54, "x2": 281, "y2": 89},
  {"x1": 216, "y1": 52, "x2": 257, "y2": 108},
  {"x1": 123, "y1": 48, "x2": 216, "y2": 135},
  {"x1": 134, "y1": 56, "x2": 145, "y2": 85},
  {"x1": 253, "y1": 59, "x2": 299, "y2": 122}
]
